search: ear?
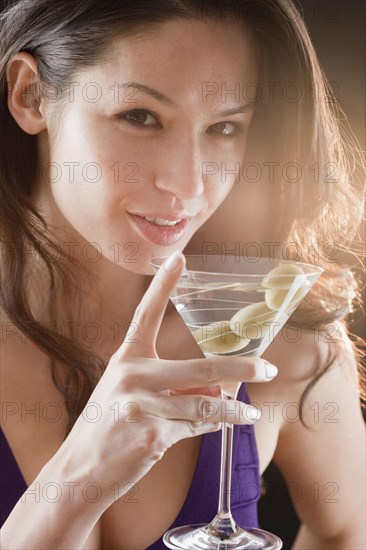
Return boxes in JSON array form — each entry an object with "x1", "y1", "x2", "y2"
[{"x1": 6, "y1": 52, "x2": 47, "y2": 135}]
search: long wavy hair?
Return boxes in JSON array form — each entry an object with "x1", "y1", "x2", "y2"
[{"x1": 1, "y1": 0, "x2": 365, "y2": 437}]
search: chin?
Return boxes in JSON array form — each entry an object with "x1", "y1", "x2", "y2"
[
  {"x1": 107, "y1": 246, "x2": 172, "y2": 276},
  {"x1": 121, "y1": 260, "x2": 155, "y2": 276},
  {"x1": 103, "y1": 232, "x2": 195, "y2": 276}
]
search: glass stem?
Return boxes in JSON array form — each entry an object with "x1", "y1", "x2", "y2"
[{"x1": 207, "y1": 392, "x2": 239, "y2": 539}]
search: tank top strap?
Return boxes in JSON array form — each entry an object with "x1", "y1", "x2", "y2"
[{"x1": 0, "y1": 426, "x2": 28, "y2": 527}]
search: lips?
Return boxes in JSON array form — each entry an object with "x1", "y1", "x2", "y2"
[
  {"x1": 143, "y1": 216, "x2": 182, "y2": 226},
  {"x1": 128, "y1": 213, "x2": 193, "y2": 246},
  {"x1": 130, "y1": 211, "x2": 195, "y2": 221}
]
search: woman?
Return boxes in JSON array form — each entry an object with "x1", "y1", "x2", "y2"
[{"x1": 1, "y1": 1, "x2": 365, "y2": 548}]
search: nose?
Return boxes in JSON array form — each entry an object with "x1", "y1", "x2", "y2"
[{"x1": 154, "y1": 132, "x2": 205, "y2": 200}]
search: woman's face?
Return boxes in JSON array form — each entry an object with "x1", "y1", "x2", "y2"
[{"x1": 35, "y1": 19, "x2": 257, "y2": 273}]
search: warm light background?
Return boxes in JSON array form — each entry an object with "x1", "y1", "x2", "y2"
[
  {"x1": 259, "y1": 2, "x2": 365, "y2": 546},
  {"x1": 299, "y1": 0, "x2": 365, "y2": 339}
]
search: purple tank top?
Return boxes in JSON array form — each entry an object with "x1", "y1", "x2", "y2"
[
  {"x1": 0, "y1": 426, "x2": 28, "y2": 528},
  {"x1": 1, "y1": 384, "x2": 261, "y2": 547}
]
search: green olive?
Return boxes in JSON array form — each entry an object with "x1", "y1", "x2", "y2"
[
  {"x1": 262, "y1": 264, "x2": 308, "y2": 310},
  {"x1": 230, "y1": 302, "x2": 277, "y2": 340},
  {"x1": 192, "y1": 321, "x2": 250, "y2": 354},
  {"x1": 262, "y1": 263, "x2": 305, "y2": 289},
  {"x1": 265, "y1": 285, "x2": 308, "y2": 310}
]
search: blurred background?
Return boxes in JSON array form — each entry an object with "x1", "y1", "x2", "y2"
[{"x1": 258, "y1": 1, "x2": 365, "y2": 547}]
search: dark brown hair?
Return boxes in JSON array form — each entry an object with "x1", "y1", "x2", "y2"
[{"x1": 1, "y1": 0, "x2": 365, "y2": 436}]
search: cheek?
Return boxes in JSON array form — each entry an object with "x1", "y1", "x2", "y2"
[
  {"x1": 197, "y1": 181, "x2": 274, "y2": 246},
  {"x1": 205, "y1": 162, "x2": 240, "y2": 209},
  {"x1": 49, "y1": 122, "x2": 147, "y2": 208},
  {"x1": 203, "y1": 137, "x2": 249, "y2": 201},
  {"x1": 50, "y1": 110, "x2": 151, "y2": 189}
]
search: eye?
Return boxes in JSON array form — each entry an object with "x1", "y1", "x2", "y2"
[
  {"x1": 117, "y1": 109, "x2": 160, "y2": 127},
  {"x1": 207, "y1": 121, "x2": 244, "y2": 137}
]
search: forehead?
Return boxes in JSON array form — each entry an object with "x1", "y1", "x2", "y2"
[{"x1": 78, "y1": 18, "x2": 258, "y2": 108}]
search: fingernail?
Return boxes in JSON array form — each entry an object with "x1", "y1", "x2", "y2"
[
  {"x1": 247, "y1": 406, "x2": 261, "y2": 421},
  {"x1": 264, "y1": 362, "x2": 278, "y2": 379},
  {"x1": 164, "y1": 251, "x2": 182, "y2": 272}
]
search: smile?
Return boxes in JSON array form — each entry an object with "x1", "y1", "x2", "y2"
[
  {"x1": 128, "y1": 213, "x2": 193, "y2": 246},
  {"x1": 144, "y1": 216, "x2": 182, "y2": 226}
]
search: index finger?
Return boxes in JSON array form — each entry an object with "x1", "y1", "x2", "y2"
[{"x1": 119, "y1": 250, "x2": 185, "y2": 357}]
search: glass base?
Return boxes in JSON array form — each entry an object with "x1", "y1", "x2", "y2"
[{"x1": 163, "y1": 523, "x2": 283, "y2": 549}]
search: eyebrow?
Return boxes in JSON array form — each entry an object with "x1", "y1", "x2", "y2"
[
  {"x1": 120, "y1": 81, "x2": 255, "y2": 116},
  {"x1": 218, "y1": 104, "x2": 255, "y2": 116},
  {"x1": 121, "y1": 82, "x2": 176, "y2": 108}
]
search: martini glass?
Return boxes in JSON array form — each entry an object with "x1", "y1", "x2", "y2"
[{"x1": 150, "y1": 255, "x2": 323, "y2": 550}]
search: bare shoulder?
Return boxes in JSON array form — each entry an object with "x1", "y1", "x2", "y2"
[
  {"x1": 0, "y1": 306, "x2": 58, "y2": 401},
  {"x1": 247, "y1": 320, "x2": 363, "y2": 472},
  {"x1": 0, "y1": 306, "x2": 68, "y2": 485},
  {"x1": 262, "y1": 320, "x2": 360, "y2": 406},
  {"x1": 262, "y1": 322, "x2": 365, "y2": 541}
]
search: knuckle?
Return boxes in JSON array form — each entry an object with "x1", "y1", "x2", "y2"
[
  {"x1": 212, "y1": 422, "x2": 222, "y2": 431},
  {"x1": 244, "y1": 358, "x2": 260, "y2": 379},
  {"x1": 185, "y1": 418, "x2": 218, "y2": 436},
  {"x1": 143, "y1": 426, "x2": 159, "y2": 447},
  {"x1": 186, "y1": 419, "x2": 200, "y2": 436},
  {"x1": 196, "y1": 397, "x2": 208, "y2": 422},
  {"x1": 119, "y1": 365, "x2": 141, "y2": 392},
  {"x1": 119, "y1": 377, "x2": 134, "y2": 393},
  {"x1": 168, "y1": 397, "x2": 181, "y2": 419},
  {"x1": 197, "y1": 358, "x2": 219, "y2": 385},
  {"x1": 139, "y1": 427, "x2": 166, "y2": 462}
]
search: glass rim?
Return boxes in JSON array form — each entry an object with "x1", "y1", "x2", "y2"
[{"x1": 150, "y1": 254, "x2": 325, "y2": 278}]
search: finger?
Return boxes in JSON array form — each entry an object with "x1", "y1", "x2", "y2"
[
  {"x1": 145, "y1": 394, "x2": 261, "y2": 425},
  {"x1": 176, "y1": 419, "x2": 222, "y2": 440},
  {"x1": 162, "y1": 418, "x2": 222, "y2": 449},
  {"x1": 119, "y1": 356, "x2": 277, "y2": 392},
  {"x1": 118, "y1": 251, "x2": 185, "y2": 357},
  {"x1": 169, "y1": 385, "x2": 222, "y2": 397}
]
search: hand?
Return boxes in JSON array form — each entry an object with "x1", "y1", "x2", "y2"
[{"x1": 57, "y1": 251, "x2": 277, "y2": 505}]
